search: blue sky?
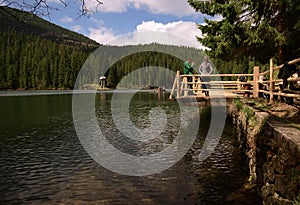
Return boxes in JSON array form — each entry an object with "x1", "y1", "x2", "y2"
[{"x1": 40, "y1": 0, "x2": 220, "y2": 48}]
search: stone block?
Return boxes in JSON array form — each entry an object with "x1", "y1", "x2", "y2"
[{"x1": 255, "y1": 111, "x2": 269, "y2": 121}]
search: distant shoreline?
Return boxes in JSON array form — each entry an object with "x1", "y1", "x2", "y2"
[{"x1": 0, "y1": 88, "x2": 165, "y2": 97}]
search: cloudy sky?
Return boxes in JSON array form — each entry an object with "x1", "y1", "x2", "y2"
[{"x1": 42, "y1": 0, "x2": 219, "y2": 48}]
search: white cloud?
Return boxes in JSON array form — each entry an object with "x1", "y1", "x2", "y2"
[
  {"x1": 91, "y1": 17, "x2": 105, "y2": 25},
  {"x1": 60, "y1": 15, "x2": 73, "y2": 23},
  {"x1": 206, "y1": 14, "x2": 223, "y2": 22},
  {"x1": 86, "y1": 0, "x2": 130, "y2": 13},
  {"x1": 72, "y1": 25, "x2": 83, "y2": 32},
  {"x1": 130, "y1": 0, "x2": 196, "y2": 17},
  {"x1": 88, "y1": 26, "x2": 117, "y2": 44},
  {"x1": 86, "y1": 17, "x2": 117, "y2": 43},
  {"x1": 87, "y1": 20, "x2": 205, "y2": 49}
]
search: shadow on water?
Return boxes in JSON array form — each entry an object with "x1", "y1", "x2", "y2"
[{"x1": 0, "y1": 91, "x2": 260, "y2": 204}]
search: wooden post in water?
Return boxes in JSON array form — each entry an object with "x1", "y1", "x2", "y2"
[
  {"x1": 269, "y1": 59, "x2": 274, "y2": 103},
  {"x1": 176, "y1": 70, "x2": 181, "y2": 98},
  {"x1": 253, "y1": 66, "x2": 260, "y2": 98}
]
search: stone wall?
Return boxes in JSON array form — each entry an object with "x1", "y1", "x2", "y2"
[{"x1": 228, "y1": 102, "x2": 300, "y2": 205}]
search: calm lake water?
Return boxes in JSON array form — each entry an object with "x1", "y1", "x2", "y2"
[{"x1": 0, "y1": 91, "x2": 257, "y2": 204}]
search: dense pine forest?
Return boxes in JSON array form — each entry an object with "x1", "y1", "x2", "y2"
[
  {"x1": 0, "y1": 30, "x2": 91, "y2": 89},
  {"x1": 0, "y1": 6, "x2": 99, "y2": 90},
  {"x1": 79, "y1": 44, "x2": 206, "y2": 89}
]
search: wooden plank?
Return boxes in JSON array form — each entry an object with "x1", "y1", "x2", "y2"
[
  {"x1": 261, "y1": 58, "x2": 300, "y2": 75},
  {"x1": 180, "y1": 73, "x2": 254, "y2": 77},
  {"x1": 180, "y1": 81, "x2": 253, "y2": 85},
  {"x1": 269, "y1": 59, "x2": 274, "y2": 103},
  {"x1": 273, "y1": 93, "x2": 300, "y2": 98},
  {"x1": 274, "y1": 58, "x2": 300, "y2": 70}
]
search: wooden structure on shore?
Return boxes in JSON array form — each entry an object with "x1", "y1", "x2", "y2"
[{"x1": 169, "y1": 58, "x2": 300, "y2": 103}]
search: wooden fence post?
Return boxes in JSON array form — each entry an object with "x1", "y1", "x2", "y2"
[
  {"x1": 176, "y1": 70, "x2": 181, "y2": 98},
  {"x1": 192, "y1": 76, "x2": 195, "y2": 94},
  {"x1": 269, "y1": 59, "x2": 274, "y2": 103},
  {"x1": 253, "y1": 66, "x2": 260, "y2": 98},
  {"x1": 183, "y1": 77, "x2": 187, "y2": 96}
]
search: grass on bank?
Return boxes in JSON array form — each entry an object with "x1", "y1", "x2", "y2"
[{"x1": 235, "y1": 98, "x2": 300, "y2": 131}]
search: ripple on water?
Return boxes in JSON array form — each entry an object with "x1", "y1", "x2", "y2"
[{"x1": 0, "y1": 93, "x2": 255, "y2": 204}]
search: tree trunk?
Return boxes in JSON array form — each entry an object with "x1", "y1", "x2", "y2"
[{"x1": 278, "y1": 46, "x2": 284, "y2": 64}]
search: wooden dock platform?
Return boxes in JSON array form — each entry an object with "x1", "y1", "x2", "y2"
[{"x1": 169, "y1": 58, "x2": 300, "y2": 104}]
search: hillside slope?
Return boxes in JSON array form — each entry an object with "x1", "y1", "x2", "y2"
[{"x1": 0, "y1": 6, "x2": 99, "y2": 48}]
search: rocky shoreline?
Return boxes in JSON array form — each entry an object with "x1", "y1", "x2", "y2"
[{"x1": 228, "y1": 99, "x2": 300, "y2": 205}]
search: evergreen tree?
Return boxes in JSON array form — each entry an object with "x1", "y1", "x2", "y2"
[{"x1": 188, "y1": 0, "x2": 300, "y2": 64}]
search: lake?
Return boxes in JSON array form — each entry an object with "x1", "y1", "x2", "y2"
[{"x1": 0, "y1": 91, "x2": 258, "y2": 204}]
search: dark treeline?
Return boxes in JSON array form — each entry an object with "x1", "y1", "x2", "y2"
[
  {"x1": 104, "y1": 46, "x2": 269, "y2": 87},
  {"x1": 0, "y1": 30, "x2": 90, "y2": 89},
  {"x1": 107, "y1": 51, "x2": 188, "y2": 88},
  {"x1": 104, "y1": 45, "x2": 205, "y2": 88}
]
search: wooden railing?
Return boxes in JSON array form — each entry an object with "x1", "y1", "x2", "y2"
[
  {"x1": 169, "y1": 59, "x2": 300, "y2": 103},
  {"x1": 259, "y1": 58, "x2": 300, "y2": 103},
  {"x1": 169, "y1": 70, "x2": 257, "y2": 99}
]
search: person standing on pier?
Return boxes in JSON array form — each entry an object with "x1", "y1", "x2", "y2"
[
  {"x1": 184, "y1": 58, "x2": 195, "y2": 90},
  {"x1": 199, "y1": 56, "x2": 213, "y2": 96}
]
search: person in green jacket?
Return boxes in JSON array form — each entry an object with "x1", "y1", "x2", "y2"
[
  {"x1": 184, "y1": 58, "x2": 194, "y2": 90},
  {"x1": 184, "y1": 58, "x2": 194, "y2": 74}
]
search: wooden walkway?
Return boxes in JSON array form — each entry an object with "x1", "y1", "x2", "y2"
[
  {"x1": 169, "y1": 58, "x2": 300, "y2": 103},
  {"x1": 169, "y1": 71, "x2": 255, "y2": 101}
]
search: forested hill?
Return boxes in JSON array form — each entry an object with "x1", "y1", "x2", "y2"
[
  {"x1": 0, "y1": 7, "x2": 99, "y2": 89},
  {"x1": 0, "y1": 6, "x2": 99, "y2": 48}
]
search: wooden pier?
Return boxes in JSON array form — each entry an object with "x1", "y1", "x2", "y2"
[{"x1": 169, "y1": 58, "x2": 300, "y2": 103}]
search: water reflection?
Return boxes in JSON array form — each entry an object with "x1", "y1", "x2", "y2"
[{"x1": 0, "y1": 91, "x2": 255, "y2": 204}]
